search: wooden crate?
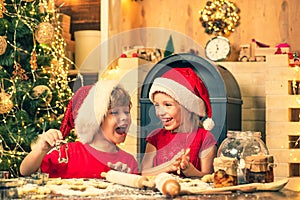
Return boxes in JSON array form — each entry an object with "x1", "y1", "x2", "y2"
[{"x1": 266, "y1": 54, "x2": 300, "y2": 179}]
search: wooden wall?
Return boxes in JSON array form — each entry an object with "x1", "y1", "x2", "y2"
[
  {"x1": 55, "y1": 0, "x2": 300, "y2": 61},
  {"x1": 56, "y1": 0, "x2": 100, "y2": 38},
  {"x1": 121, "y1": 0, "x2": 300, "y2": 60}
]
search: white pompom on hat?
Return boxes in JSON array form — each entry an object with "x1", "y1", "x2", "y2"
[
  {"x1": 149, "y1": 67, "x2": 214, "y2": 131},
  {"x1": 65, "y1": 80, "x2": 120, "y2": 144}
]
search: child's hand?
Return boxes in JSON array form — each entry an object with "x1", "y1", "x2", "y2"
[
  {"x1": 107, "y1": 161, "x2": 131, "y2": 173},
  {"x1": 168, "y1": 160, "x2": 181, "y2": 173},
  {"x1": 142, "y1": 149, "x2": 190, "y2": 176},
  {"x1": 34, "y1": 129, "x2": 63, "y2": 153},
  {"x1": 166, "y1": 149, "x2": 186, "y2": 173},
  {"x1": 179, "y1": 148, "x2": 190, "y2": 172}
]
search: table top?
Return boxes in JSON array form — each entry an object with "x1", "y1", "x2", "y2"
[
  {"x1": 1, "y1": 176, "x2": 299, "y2": 200},
  {"x1": 177, "y1": 189, "x2": 300, "y2": 200},
  {"x1": 1, "y1": 184, "x2": 299, "y2": 200},
  {"x1": 1, "y1": 188, "x2": 299, "y2": 200}
]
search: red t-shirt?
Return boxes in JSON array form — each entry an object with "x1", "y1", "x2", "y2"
[
  {"x1": 146, "y1": 128, "x2": 216, "y2": 171},
  {"x1": 41, "y1": 141, "x2": 138, "y2": 178}
]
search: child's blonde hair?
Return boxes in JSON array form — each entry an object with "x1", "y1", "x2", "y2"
[{"x1": 109, "y1": 85, "x2": 132, "y2": 109}]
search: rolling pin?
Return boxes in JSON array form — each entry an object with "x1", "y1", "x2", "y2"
[
  {"x1": 155, "y1": 172, "x2": 181, "y2": 197},
  {"x1": 101, "y1": 170, "x2": 155, "y2": 188}
]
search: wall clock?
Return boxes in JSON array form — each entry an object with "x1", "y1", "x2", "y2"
[{"x1": 205, "y1": 36, "x2": 231, "y2": 62}]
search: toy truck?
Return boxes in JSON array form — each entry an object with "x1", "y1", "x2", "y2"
[{"x1": 238, "y1": 42, "x2": 289, "y2": 62}]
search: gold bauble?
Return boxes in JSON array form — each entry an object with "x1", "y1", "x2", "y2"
[
  {"x1": 32, "y1": 85, "x2": 52, "y2": 106},
  {"x1": 35, "y1": 22, "x2": 55, "y2": 44},
  {"x1": 0, "y1": 92, "x2": 13, "y2": 114},
  {"x1": 0, "y1": 36, "x2": 7, "y2": 56}
]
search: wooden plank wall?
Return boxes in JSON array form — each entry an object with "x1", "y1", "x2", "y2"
[
  {"x1": 55, "y1": 0, "x2": 300, "y2": 60},
  {"x1": 121, "y1": 0, "x2": 300, "y2": 60},
  {"x1": 56, "y1": 0, "x2": 100, "y2": 37}
]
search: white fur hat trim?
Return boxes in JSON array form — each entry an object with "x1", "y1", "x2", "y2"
[
  {"x1": 149, "y1": 77, "x2": 206, "y2": 117},
  {"x1": 74, "y1": 80, "x2": 119, "y2": 144}
]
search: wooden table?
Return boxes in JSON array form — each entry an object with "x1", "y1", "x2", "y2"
[{"x1": 1, "y1": 183, "x2": 299, "y2": 200}]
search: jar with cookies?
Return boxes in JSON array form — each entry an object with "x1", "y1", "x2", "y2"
[
  {"x1": 218, "y1": 131, "x2": 270, "y2": 184},
  {"x1": 244, "y1": 155, "x2": 275, "y2": 184},
  {"x1": 213, "y1": 157, "x2": 238, "y2": 188}
]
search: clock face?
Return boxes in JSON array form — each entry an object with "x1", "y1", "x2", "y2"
[{"x1": 205, "y1": 36, "x2": 231, "y2": 61}]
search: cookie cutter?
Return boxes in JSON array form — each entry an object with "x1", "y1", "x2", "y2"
[{"x1": 55, "y1": 140, "x2": 69, "y2": 163}]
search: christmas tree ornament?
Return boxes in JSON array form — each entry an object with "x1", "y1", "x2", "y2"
[
  {"x1": 30, "y1": 50, "x2": 38, "y2": 70},
  {"x1": 0, "y1": 92, "x2": 13, "y2": 114},
  {"x1": 32, "y1": 85, "x2": 53, "y2": 106},
  {"x1": 0, "y1": 36, "x2": 7, "y2": 56},
  {"x1": 0, "y1": 0, "x2": 5, "y2": 19},
  {"x1": 35, "y1": 22, "x2": 54, "y2": 44},
  {"x1": 12, "y1": 63, "x2": 28, "y2": 80},
  {"x1": 0, "y1": 78, "x2": 15, "y2": 114}
]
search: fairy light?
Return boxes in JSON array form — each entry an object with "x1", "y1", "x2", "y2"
[
  {"x1": 199, "y1": 0, "x2": 240, "y2": 36},
  {"x1": 0, "y1": 0, "x2": 73, "y2": 177}
]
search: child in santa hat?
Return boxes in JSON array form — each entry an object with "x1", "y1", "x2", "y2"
[
  {"x1": 141, "y1": 67, "x2": 217, "y2": 178},
  {"x1": 20, "y1": 80, "x2": 138, "y2": 178}
]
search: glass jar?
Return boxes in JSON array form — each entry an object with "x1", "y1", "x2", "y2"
[
  {"x1": 217, "y1": 131, "x2": 269, "y2": 184},
  {"x1": 244, "y1": 155, "x2": 275, "y2": 183},
  {"x1": 241, "y1": 131, "x2": 269, "y2": 159},
  {"x1": 213, "y1": 157, "x2": 238, "y2": 188}
]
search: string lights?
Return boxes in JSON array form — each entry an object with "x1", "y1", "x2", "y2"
[
  {"x1": 199, "y1": 0, "x2": 240, "y2": 36},
  {"x1": 0, "y1": 0, "x2": 73, "y2": 177}
]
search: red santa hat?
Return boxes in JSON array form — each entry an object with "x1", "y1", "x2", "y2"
[
  {"x1": 149, "y1": 67, "x2": 214, "y2": 131},
  {"x1": 60, "y1": 85, "x2": 92, "y2": 138},
  {"x1": 60, "y1": 80, "x2": 120, "y2": 143}
]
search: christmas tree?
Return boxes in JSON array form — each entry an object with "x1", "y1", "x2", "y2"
[{"x1": 0, "y1": 0, "x2": 73, "y2": 177}]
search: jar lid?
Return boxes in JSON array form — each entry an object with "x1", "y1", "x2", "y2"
[
  {"x1": 227, "y1": 131, "x2": 247, "y2": 138},
  {"x1": 213, "y1": 157, "x2": 238, "y2": 176},
  {"x1": 246, "y1": 131, "x2": 262, "y2": 138},
  {"x1": 245, "y1": 155, "x2": 274, "y2": 172}
]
